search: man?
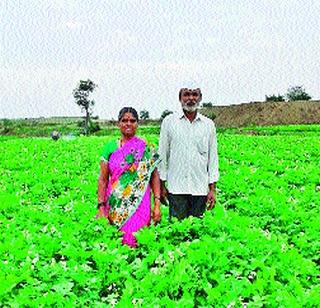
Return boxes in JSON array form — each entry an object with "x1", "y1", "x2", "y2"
[{"x1": 158, "y1": 87, "x2": 219, "y2": 220}]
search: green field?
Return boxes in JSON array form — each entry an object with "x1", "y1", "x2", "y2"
[{"x1": 1, "y1": 126, "x2": 319, "y2": 307}]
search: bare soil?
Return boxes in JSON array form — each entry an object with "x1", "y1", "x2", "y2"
[{"x1": 201, "y1": 100, "x2": 320, "y2": 128}]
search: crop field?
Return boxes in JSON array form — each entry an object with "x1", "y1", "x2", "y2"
[{"x1": 1, "y1": 126, "x2": 320, "y2": 307}]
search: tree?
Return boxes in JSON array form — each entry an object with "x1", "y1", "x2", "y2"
[
  {"x1": 202, "y1": 102, "x2": 213, "y2": 107},
  {"x1": 73, "y1": 79, "x2": 97, "y2": 135},
  {"x1": 286, "y1": 86, "x2": 311, "y2": 101},
  {"x1": 139, "y1": 109, "x2": 150, "y2": 120},
  {"x1": 160, "y1": 110, "x2": 173, "y2": 120},
  {"x1": 265, "y1": 94, "x2": 285, "y2": 102}
]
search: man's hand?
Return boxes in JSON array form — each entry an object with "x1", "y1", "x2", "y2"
[
  {"x1": 152, "y1": 203, "x2": 162, "y2": 224},
  {"x1": 206, "y1": 190, "x2": 216, "y2": 210}
]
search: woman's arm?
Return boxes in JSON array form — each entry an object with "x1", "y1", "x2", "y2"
[
  {"x1": 97, "y1": 161, "x2": 109, "y2": 217},
  {"x1": 150, "y1": 168, "x2": 161, "y2": 224}
]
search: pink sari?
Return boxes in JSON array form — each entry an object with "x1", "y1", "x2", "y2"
[{"x1": 101, "y1": 136, "x2": 158, "y2": 247}]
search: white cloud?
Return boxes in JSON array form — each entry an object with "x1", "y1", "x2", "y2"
[
  {"x1": 64, "y1": 20, "x2": 83, "y2": 30},
  {"x1": 1, "y1": 0, "x2": 320, "y2": 119}
]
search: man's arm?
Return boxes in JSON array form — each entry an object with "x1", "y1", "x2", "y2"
[
  {"x1": 207, "y1": 123, "x2": 219, "y2": 209},
  {"x1": 160, "y1": 180, "x2": 169, "y2": 205},
  {"x1": 207, "y1": 182, "x2": 217, "y2": 210},
  {"x1": 208, "y1": 122, "x2": 219, "y2": 184}
]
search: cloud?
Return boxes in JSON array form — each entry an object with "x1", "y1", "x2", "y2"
[
  {"x1": 109, "y1": 30, "x2": 138, "y2": 48},
  {"x1": 64, "y1": 20, "x2": 83, "y2": 30}
]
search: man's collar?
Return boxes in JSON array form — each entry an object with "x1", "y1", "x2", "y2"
[{"x1": 179, "y1": 109, "x2": 203, "y2": 121}]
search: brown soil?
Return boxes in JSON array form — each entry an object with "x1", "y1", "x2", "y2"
[{"x1": 201, "y1": 100, "x2": 320, "y2": 128}]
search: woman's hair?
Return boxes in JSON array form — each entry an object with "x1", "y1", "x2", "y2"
[{"x1": 118, "y1": 107, "x2": 139, "y2": 122}]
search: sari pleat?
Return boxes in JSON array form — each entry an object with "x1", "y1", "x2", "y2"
[{"x1": 120, "y1": 186, "x2": 151, "y2": 247}]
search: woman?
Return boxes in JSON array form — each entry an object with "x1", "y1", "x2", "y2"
[{"x1": 97, "y1": 107, "x2": 161, "y2": 247}]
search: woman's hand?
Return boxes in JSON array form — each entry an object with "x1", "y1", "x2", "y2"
[
  {"x1": 96, "y1": 204, "x2": 108, "y2": 219},
  {"x1": 150, "y1": 169, "x2": 161, "y2": 224},
  {"x1": 97, "y1": 161, "x2": 109, "y2": 218},
  {"x1": 152, "y1": 201, "x2": 161, "y2": 225}
]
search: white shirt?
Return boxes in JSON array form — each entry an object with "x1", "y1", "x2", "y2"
[{"x1": 158, "y1": 110, "x2": 219, "y2": 195}]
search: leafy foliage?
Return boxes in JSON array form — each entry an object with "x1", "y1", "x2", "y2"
[
  {"x1": 1, "y1": 127, "x2": 319, "y2": 306},
  {"x1": 286, "y1": 86, "x2": 312, "y2": 101},
  {"x1": 139, "y1": 110, "x2": 150, "y2": 121},
  {"x1": 160, "y1": 110, "x2": 173, "y2": 121},
  {"x1": 201, "y1": 102, "x2": 213, "y2": 107},
  {"x1": 265, "y1": 94, "x2": 285, "y2": 102},
  {"x1": 73, "y1": 79, "x2": 98, "y2": 135},
  {"x1": 77, "y1": 119, "x2": 101, "y2": 134}
]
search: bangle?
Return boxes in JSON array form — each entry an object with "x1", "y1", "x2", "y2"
[
  {"x1": 154, "y1": 196, "x2": 161, "y2": 201},
  {"x1": 97, "y1": 202, "x2": 106, "y2": 209}
]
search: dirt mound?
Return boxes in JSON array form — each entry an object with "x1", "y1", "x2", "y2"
[{"x1": 201, "y1": 100, "x2": 320, "y2": 128}]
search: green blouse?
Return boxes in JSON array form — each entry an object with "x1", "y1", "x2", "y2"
[{"x1": 101, "y1": 140, "x2": 118, "y2": 162}]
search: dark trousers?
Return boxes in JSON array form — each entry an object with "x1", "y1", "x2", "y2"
[{"x1": 168, "y1": 193, "x2": 207, "y2": 220}]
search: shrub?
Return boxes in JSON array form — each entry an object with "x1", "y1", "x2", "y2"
[
  {"x1": 286, "y1": 86, "x2": 311, "y2": 101},
  {"x1": 265, "y1": 94, "x2": 285, "y2": 102}
]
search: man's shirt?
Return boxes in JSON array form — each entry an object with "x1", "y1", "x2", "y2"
[{"x1": 158, "y1": 111, "x2": 219, "y2": 195}]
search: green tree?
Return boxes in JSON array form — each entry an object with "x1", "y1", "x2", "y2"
[
  {"x1": 265, "y1": 94, "x2": 285, "y2": 102},
  {"x1": 160, "y1": 110, "x2": 173, "y2": 120},
  {"x1": 286, "y1": 86, "x2": 311, "y2": 101},
  {"x1": 1, "y1": 119, "x2": 13, "y2": 134},
  {"x1": 139, "y1": 109, "x2": 150, "y2": 120},
  {"x1": 73, "y1": 79, "x2": 97, "y2": 135},
  {"x1": 202, "y1": 102, "x2": 213, "y2": 107}
]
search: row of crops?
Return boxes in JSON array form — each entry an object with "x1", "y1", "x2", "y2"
[{"x1": 1, "y1": 125, "x2": 319, "y2": 306}]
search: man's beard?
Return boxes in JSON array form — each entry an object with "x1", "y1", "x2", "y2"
[{"x1": 182, "y1": 101, "x2": 199, "y2": 112}]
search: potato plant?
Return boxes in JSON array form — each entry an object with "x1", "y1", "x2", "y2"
[{"x1": 0, "y1": 127, "x2": 319, "y2": 307}]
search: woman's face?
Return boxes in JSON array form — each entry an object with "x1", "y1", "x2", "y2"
[{"x1": 118, "y1": 112, "x2": 138, "y2": 138}]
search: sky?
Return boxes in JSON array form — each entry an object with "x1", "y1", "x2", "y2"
[{"x1": 1, "y1": 0, "x2": 320, "y2": 119}]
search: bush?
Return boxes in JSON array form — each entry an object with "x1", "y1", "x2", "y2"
[
  {"x1": 160, "y1": 110, "x2": 173, "y2": 121},
  {"x1": 205, "y1": 111, "x2": 216, "y2": 120},
  {"x1": 265, "y1": 94, "x2": 285, "y2": 102},
  {"x1": 78, "y1": 119, "x2": 101, "y2": 134},
  {"x1": 140, "y1": 110, "x2": 150, "y2": 120},
  {"x1": 202, "y1": 102, "x2": 213, "y2": 107},
  {"x1": 89, "y1": 121, "x2": 101, "y2": 133},
  {"x1": 286, "y1": 86, "x2": 311, "y2": 101}
]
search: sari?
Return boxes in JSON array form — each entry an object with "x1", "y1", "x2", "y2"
[{"x1": 100, "y1": 136, "x2": 159, "y2": 247}]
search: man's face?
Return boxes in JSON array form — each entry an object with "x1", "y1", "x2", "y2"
[{"x1": 180, "y1": 88, "x2": 202, "y2": 112}]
